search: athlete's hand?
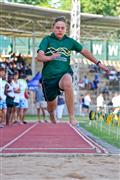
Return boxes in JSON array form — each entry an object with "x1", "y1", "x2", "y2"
[
  {"x1": 99, "y1": 63, "x2": 110, "y2": 74},
  {"x1": 50, "y1": 53, "x2": 60, "y2": 60},
  {"x1": 35, "y1": 56, "x2": 40, "y2": 61},
  {"x1": 35, "y1": 52, "x2": 60, "y2": 62}
]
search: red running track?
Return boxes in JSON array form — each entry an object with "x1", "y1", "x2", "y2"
[{"x1": 0, "y1": 122, "x2": 108, "y2": 155}]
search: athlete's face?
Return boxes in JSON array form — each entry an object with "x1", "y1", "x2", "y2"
[{"x1": 53, "y1": 21, "x2": 66, "y2": 39}]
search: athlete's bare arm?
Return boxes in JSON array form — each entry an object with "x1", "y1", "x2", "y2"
[
  {"x1": 36, "y1": 50, "x2": 60, "y2": 62},
  {"x1": 81, "y1": 48, "x2": 109, "y2": 73}
]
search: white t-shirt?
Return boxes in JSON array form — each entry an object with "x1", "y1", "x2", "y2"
[
  {"x1": 1, "y1": 80, "x2": 7, "y2": 100},
  {"x1": 97, "y1": 95, "x2": 104, "y2": 107},
  {"x1": 112, "y1": 95, "x2": 120, "y2": 108},
  {"x1": 84, "y1": 95, "x2": 91, "y2": 106},
  {"x1": 0, "y1": 77, "x2": 2, "y2": 98},
  {"x1": 18, "y1": 79, "x2": 28, "y2": 98}
]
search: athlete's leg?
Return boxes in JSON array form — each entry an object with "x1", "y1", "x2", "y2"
[
  {"x1": 59, "y1": 74, "x2": 77, "y2": 125},
  {"x1": 47, "y1": 99, "x2": 57, "y2": 123}
]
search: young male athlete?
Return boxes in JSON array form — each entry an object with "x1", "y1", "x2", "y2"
[{"x1": 36, "y1": 17, "x2": 109, "y2": 125}]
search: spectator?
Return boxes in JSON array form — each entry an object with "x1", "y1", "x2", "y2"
[
  {"x1": 91, "y1": 73, "x2": 100, "y2": 90},
  {"x1": 33, "y1": 79, "x2": 47, "y2": 123},
  {"x1": 96, "y1": 93, "x2": 105, "y2": 112},
  {"x1": 18, "y1": 73, "x2": 29, "y2": 124},
  {"x1": 83, "y1": 75, "x2": 89, "y2": 89},
  {"x1": 79, "y1": 94, "x2": 84, "y2": 116},
  {"x1": 17, "y1": 53, "x2": 25, "y2": 66},
  {"x1": 0, "y1": 67, "x2": 7, "y2": 127},
  {"x1": 12, "y1": 71, "x2": 20, "y2": 124},
  {"x1": 82, "y1": 93, "x2": 91, "y2": 116},
  {"x1": 4, "y1": 75, "x2": 15, "y2": 125},
  {"x1": 112, "y1": 92, "x2": 120, "y2": 109},
  {"x1": 56, "y1": 92, "x2": 65, "y2": 121},
  {"x1": 26, "y1": 64, "x2": 32, "y2": 76}
]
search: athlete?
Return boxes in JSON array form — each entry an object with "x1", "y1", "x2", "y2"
[{"x1": 36, "y1": 16, "x2": 109, "y2": 125}]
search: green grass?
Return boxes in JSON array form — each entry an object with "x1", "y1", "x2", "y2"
[
  {"x1": 25, "y1": 115, "x2": 120, "y2": 148},
  {"x1": 78, "y1": 116, "x2": 120, "y2": 148}
]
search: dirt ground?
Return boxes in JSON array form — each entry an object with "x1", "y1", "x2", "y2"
[{"x1": 0, "y1": 154, "x2": 119, "y2": 180}]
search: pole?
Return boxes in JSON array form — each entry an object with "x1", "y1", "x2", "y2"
[{"x1": 70, "y1": 0, "x2": 81, "y2": 106}]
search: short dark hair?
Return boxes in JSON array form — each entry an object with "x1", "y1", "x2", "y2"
[
  {"x1": 53, "y1": 16, "x2": 66, "y2": 26},
  {"x1": 0, "y1": 67, "x2": 5, "y2": 72},
  {"x1": 13, "y1": 70, "x2": 19, "y2": 76}
]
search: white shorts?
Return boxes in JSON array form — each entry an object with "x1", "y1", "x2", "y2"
[
  {"x1": 19, "y1": 98, "x2": 28, "y2": 109},
  {"x1": 36, "y1": 101, "x2": 47, "y2": 109},
  {"x1": 0, "y1": 100, "x2": 7, "y2": 109}
]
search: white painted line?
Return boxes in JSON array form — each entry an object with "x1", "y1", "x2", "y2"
[
  {"x1": 4, "y1": 147, "x2": 95, "y2": 151},
  {"x1": 70, "y1": 123, "x2": 108, "y2": 154},
  {"x1": 69, "y1": 123, "x2": 98, "y2": 149},
  {"x1": 0, "y1": 122, "x2": 38, "y2": 152},
  {"x1": 79, "y1": 129, "x2": 108, "y2": 154}
]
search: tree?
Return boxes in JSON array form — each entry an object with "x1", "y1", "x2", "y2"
[
  {"x1": 8, "y1": 0, "x2": 120, "y2": 16},
  {"x1": 51, "y1": 0, "x2": 120, "y2": 16},
  {"x1": 80, "y1": 0, "x2": 119, "y2": 16},
  {"x1": 8, "y1": 0, "x2": 49, "y2": 6}
]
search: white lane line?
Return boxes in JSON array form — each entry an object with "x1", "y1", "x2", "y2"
[
  {"x1": 4, "y1": 147, "x2": 95, "y2": 151},
  {"x1": 69, "y1": 123, "x2": 108, "y2": 154},
  {"x1": 0, "y1": 123, "x2": 38, "y2": 152},
  {"x1": 78, "y1": 129, "x2": 108, "y2": 154},
  {"x1": 69, "y1": 123, "x2": 97, "y2": 148}
]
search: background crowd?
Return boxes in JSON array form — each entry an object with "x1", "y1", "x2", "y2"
[{"x1": 0, "y1": 53, "x2": 120, "y2": 128}]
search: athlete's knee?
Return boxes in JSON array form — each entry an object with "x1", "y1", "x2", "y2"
[
  {"x1": 59, "y1": 74, "x2": 72, "y2": 90},
  {"x1": 64, "y1": 81, "x2": 72, "y2": 91},
  {"x1": 47, "y1": 100, "x2": 57, "y2": 113}
]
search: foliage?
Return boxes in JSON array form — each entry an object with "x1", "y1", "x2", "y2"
[
  {"x1": 9, "y1": 0, "x2": 49, "y2": 6},
  {"x1": 7, "y1": 0, "x2": 120, "y2": 16},
  {"x1": 80, "y1": 0, "x2": 119, "y2": 16},
  {"x1": 52, "y1": 0, "x2": 120, "y2": 16}
]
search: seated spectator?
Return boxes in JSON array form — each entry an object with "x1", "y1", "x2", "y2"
[
  {"x1": 17, "y1": 53, "x2": 25, "y2": 66},
  {"x1": 78, "y1": 79, "x2": 84, "y2": 88},
  {"x1": 82, "y1": 75, "x2": 89, "y2": 89},
  {"x1": 91, "y1": 73, "x2": 100, "y2": 90},
  {"x1": 26, "y1": 64, "x2": 32, "y2": 78}
]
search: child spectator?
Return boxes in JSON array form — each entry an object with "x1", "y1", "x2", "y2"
[
  {"x1": 4, "y1": 75, "x2": 15, "y2": 125},
  {"x1": 33, "y1": 79, "x2": 47, "y2": 123}
]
